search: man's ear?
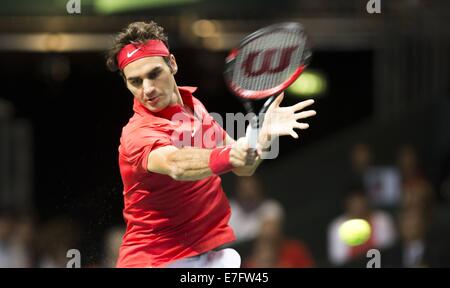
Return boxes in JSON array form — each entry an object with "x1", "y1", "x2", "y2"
[{"x1": 169, "y1": 54, "x2": 178, "y2": 75}]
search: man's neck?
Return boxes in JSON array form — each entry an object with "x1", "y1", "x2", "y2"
[
  {"x1": 172, "y1": 85, "x2": 183, "y2": 106},
  {"x1": 172, "y1": 85, "x2": 196, "y2": 116}
]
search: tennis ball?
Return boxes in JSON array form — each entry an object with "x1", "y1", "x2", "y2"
[{"x1": 338, "y1": 219, "x2": 371, "y2": 246}]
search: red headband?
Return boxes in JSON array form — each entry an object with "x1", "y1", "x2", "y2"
[{"x1": 117, "y1": 39, "x2": 170, "y2": 70}]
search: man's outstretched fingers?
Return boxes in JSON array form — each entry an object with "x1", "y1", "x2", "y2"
[
  {"x1": 295, "y1": 110, "x2": 317, "y2": 120},
  {"x1": 290, "y1": 130, "x2": 299, "y2": 139},
  {"x1": 292, "y1": 99, "x2": 314, "y2": 112},
  {"x1": 294, "y1": 122, "x2": 309, "y2": 130}
]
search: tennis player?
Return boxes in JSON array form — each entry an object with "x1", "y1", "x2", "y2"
[{"x1": 106, "y1": 21, "x2": 316, "y2": 268}]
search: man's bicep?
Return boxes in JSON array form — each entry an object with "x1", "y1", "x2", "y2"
[{"x1": 146, "y1": 146, "x2": 179, "y2": 175}]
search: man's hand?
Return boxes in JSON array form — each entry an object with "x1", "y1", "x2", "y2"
[
  {"x1": 258, "y1": 93, "x2": 316, "y2": 148},
  {"x1": 229, "y1": 137, "x2": 259, "y2": 167}
]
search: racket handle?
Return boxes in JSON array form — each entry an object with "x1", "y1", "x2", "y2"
[
  {"x1": 245, "y1": 120, "x2": 259, "y2": 165},
  {"x1": 246, "y1": 149, "x2": 258, "y2": 165},
  {"x1": 246, "y1": 118, "x2": 259, "y2": 149}
]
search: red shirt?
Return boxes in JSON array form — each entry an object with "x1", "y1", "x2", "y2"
[{"x1": 116, "y1": 86, "x2": 236, "y2": 267}]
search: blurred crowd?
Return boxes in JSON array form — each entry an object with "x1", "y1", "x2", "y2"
[
  {"x1": 327, "y1": 142, "x2": 450, "y2": 267},
  {"x1": 0, "y1": 213, "x2": 81, "y2": 268},
  {"x1": 228, "y1": 176, "x2": 315, "y2": 268},
  {"x1": 0, "y1": 211, "x2": 125, "y2": 268},
  {"x1": 0, "y1": 141, "x2": 449, "y2": 268},
  {"x1": 226, "y1": 141, "x2": 450, "y2": 268}
]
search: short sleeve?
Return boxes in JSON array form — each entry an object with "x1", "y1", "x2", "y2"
[{"x1": 121, "y1": 126, "x2": 172, "y2": 172}]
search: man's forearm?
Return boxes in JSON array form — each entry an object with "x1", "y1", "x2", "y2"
[{"x1": 166, "y1": 147, "x2": 214, "y2": 181}]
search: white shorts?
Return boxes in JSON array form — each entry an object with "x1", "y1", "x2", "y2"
[{"x1": 165, "y1": 248, "x2": 241, "y2": 268}]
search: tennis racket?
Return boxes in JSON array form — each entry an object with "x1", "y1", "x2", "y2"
[{"x1": 224, "y1": 22, "x2": 312, "y2": 161}]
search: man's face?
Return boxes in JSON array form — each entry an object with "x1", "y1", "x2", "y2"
[{"x1": 123, "y1": 55, "x2": 178, "y2": 113}]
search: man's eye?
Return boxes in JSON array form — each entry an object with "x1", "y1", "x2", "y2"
[
  {"x1": 130, "y1": 79, "x2": 142, "y2": 86},
  {"x1": 149, "y1": 70, "x2": 161, "y2": 79}
]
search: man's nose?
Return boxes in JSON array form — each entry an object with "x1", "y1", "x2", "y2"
[{"x1": 143, "y1": 79, "x2": 155, "y2": 95}]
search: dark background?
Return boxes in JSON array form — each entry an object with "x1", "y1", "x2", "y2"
[{"x1": 0, "y1": 0, "x2": 449, "y2": 267}]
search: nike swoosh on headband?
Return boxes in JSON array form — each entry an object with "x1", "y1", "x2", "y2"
[
  {"x1": 118, "y1": 40, "x2": 170, "y2": 70},
  {"x1": 127, "y1": 48, "x2": 140, "y2": 58}
]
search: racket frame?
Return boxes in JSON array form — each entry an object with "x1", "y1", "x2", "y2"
[
  {"x1": 224, "y1": 22, "x2": 310, "y2": 100},
  {"x1": 224, "y1": 22, "x2": 311, "y2": 153}
]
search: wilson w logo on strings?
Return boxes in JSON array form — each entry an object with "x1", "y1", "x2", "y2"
[{"x1": 241, "y1": 45, "x2": 299, "y2": 77}]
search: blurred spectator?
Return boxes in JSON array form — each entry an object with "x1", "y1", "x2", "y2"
[
  {"x1": 365, "y1": 167, "x2": 402, "y2": 208},
  {"x1": 349, "y1": 142, "x2": 401, "y2": 208},
  {"x1": 349, "y1": 142, "x2": 373, "y2": 187},
  {"x1": 328, "y1": 184, "x2": 396, "y2": 266},
  {"x1": 349, "y1": 142, "x2": 373, "y2": 186},
  {"x1": 382, "y1": 208, "x2": 428, "y2": 267},
  {"x1": 102, "y1": 226, "x2": 125, "y2": 268},
  {"x1": 243, "y1": 214, "x2": 315, "y2": 268},
  {"x1": 0, "y1": 98, "x2": 14, "y2": 119},
  {"x1": 398, "y1": 144, "x2": 425, "y2": 186},
  {"x1": 34, "y1": 216, "x2": 80, "y2": 268},
  {"x1": 229, "y1": 175, "x2": 284, "y2": 243},
  {"x1": 0, "y1": 210, "x2": 33, "y2": 268},
  {"x1": 380, "y1": 145, "x2": 450, "y2": 267},
  {"x1": 397, "y1": 144, "x2": 434, "y2": 216},
  {"x1": 0, "y1": 211, "x2": 16, "y2": 267}
]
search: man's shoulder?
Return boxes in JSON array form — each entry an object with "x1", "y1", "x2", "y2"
[
  {"x1": 191, "y1": 95, "x2": 207, "y2": 110},
  {"x1": 122, "y1": 114, "x2": 172, "y2": 135},
  {"x1": 178, "y1": 86, "x2": 214, "y2": 117},
  {"x1": 120, "y1": 114, "x2": 172, "y2": 150}
]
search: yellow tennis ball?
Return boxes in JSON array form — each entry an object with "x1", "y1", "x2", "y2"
[{"x1": 338, "y1": 219, "x2": 371, "y2": 246}]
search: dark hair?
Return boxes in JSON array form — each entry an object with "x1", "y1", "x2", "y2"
[{"x1": 106, "y1": 21, "x2": 171, "y2": 73}]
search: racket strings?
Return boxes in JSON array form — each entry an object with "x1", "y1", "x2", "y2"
[{"x1": 233, "y1": 30, "x2": 307, "y2": 91}]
